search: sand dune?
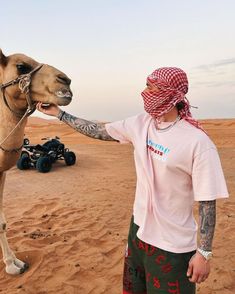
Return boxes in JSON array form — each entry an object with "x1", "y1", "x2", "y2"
[{"x1": 0, "y1": 118, "x2": 234, "y2": 294}]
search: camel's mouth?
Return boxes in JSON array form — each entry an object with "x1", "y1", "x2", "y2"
[
  {"x1": 55, "y1": 89, "x2": 73, "y2": 106},
  {"x1": 34, "y1": 89, "x2": 72, "y2": 108},
  {"x1": 41, "y1": 103, "x2": 51, "y2": 108},
  {"x1": 55, "y1": 90, "x2": 72, "y2": 99}
]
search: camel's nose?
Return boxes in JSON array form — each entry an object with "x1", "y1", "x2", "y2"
[{"x1": 56, "y1": 74, "x2": 71, "y2": 86}]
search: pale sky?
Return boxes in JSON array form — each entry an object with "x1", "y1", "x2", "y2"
[{"x1": 1, "y1": 0, "x2": 235, "y2": 121}]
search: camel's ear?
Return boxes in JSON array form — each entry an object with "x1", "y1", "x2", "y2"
[{"x1": 0, "y1": 49, "x2": 7, "y2": 66}]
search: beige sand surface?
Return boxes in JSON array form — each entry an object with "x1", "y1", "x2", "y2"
[{"x1": 0, "y1": 118, "x2": 234, "y2": 294}]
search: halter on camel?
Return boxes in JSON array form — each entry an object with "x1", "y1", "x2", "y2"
[{"x1": 0, "y1": 64, "x2": 43, "y2": 153}]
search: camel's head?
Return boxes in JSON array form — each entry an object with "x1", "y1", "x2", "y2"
[{"x1": 0, "y1": 49, "x2": 72, "y2": 114}]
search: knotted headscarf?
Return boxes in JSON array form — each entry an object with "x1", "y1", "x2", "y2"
[{"x1": 141, "y1": 67, "x2": 205, "y2": 132}]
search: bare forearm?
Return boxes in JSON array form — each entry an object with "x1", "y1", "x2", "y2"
[
  {"x1": 58, "y1": 110, "x2": 116, "y2": 141},
  {"x1": 198, "y1": 200, "x2": 216, "y2": 251}
]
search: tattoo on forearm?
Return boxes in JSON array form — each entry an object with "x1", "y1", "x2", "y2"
[
  {"x1": 60, "y1": 111, "x2": 117, "y2": 141},
  {"x1": 199, "y1": 200, "x2": 216, "y2": 251}
]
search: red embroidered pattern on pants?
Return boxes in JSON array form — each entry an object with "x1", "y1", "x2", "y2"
[
  {"x1": 162, "y1": 262, "x2": 173, "y2": 274},
  {"x1": 155, "y1": 254, "x2": 166, "y2": 264},
  {"x1": 153, "y1": 277, "x2": 161, "y2": 289},
  {"x1": 168, "y1": 280, "x2": 180, "y2": 294},
  {"x1": 135, "y1": 240, "x2": 157, "y2": 256},
  {"x1": 134, "y1": 239, "x2": 174, "y2": 275}
]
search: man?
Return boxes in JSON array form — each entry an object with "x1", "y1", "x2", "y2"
[{"x1": 37, "y1": 67, "x2": 229, "y2": 293}]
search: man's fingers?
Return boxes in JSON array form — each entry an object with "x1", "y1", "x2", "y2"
[
  {"x1": 200, "y1": 274, "x2": 209, "y2": 283},
  {"x1": 187, "y1": 253, "x2": 210, "y2": 284},
  {"x1": 197, "y1": 274, "x2": 204, "y2": 283},
  {"x1": 186, "y1": 263, "x2": 193, "y2": 277},
  {"x1": 189, "y1": 272, "x2": 199, "y2": 283},
  {"x1": 190, "y1": 273, "x2": 209, "y2": 284},
  {"x1": 36, "y1": 102, "x2": 47, "y2": 114},
  {"x1": 36, "y1": 102, "x2": 42, "y2": 111}
]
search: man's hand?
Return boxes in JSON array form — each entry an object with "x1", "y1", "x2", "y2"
[
  {"x1": 187, "y1": 252, "x2": 210, "y2": 283},
  {"x1": 36, "y1": 102, "x2": 61, "y2": 117}
]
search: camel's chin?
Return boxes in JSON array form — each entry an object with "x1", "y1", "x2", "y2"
[{"x1": 57, "y1": 96, "x2": 72, "y2": 106}]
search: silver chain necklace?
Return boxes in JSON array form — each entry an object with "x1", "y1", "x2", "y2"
[{"x1": 155, "y1": 115, "x2": 181, "y2": 132}]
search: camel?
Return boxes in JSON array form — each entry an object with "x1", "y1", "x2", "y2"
[{"x1": 0, "y1": 49, "x2": 72, "y2": 275}]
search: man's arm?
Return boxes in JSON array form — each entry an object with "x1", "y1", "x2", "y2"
[
  {"x1": 187, "y1": 200, "x2": 216, "y2": 283},
  {"x1": 198, "y1": 200, "x2": 216, "y2": 251},
  {"x1": 59, "y1": 110, "x2": 117, "y2": 141}
]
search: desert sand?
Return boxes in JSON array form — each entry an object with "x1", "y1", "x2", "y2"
[{"x1": 0, "y1": 117, "x2": 234, "y2": 294}]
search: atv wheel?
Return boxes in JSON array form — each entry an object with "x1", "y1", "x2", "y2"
[
  {"x1": 17, "y1": 154, "x2": 31, "y2": 170},
  {"x1": 21, "y1": 151, "x2": 30, "y2": 158},
  {"x1": 36, "y1": 156, "x2": 52, "y2": 173},
  {"x1": 64, "y1": 151, "x2": 76, "y2": 166},
  {"x1": 48, "y1": 151, "x2": 57, "y2": 163}
]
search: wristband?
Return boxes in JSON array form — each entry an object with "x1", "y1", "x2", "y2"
[{"x1": 57, "y1": 111, "x2": 65, "y2": 121}]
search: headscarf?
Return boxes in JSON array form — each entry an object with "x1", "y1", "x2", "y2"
[{"x1": 141, "y1": 67, "x2": 205, "y2": 132}]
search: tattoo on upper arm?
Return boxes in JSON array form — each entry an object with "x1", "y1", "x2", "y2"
[
  {"x1": 61, "y1": 111, "x2": 117, "y2": 141},
  {"x1": 199, "y1": 200, "x2": 216, "y2": 251}
]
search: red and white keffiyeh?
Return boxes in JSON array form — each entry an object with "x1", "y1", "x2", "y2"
[{"x1": 141, "y1": 67, "x2": 205, "y2": 132}]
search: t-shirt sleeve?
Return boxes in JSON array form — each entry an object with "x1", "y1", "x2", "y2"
[
  {"x1": 105, "y1": 116, "x2": 138, "y2": 144},
  {"x1": 192, "y1": 147, "x2": 229, "y2": 201}
]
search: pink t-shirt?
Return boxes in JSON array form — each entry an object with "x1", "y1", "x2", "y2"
[{"x1": 105, "y1": 113, "x2": 229, "y2": 253}]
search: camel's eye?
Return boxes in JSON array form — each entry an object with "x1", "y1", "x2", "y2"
[{"x1": 16, "y1": 63, "x2": 32, "y2": 75}]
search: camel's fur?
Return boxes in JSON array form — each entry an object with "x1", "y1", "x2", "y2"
[{"x1": 0, "y1": 49, "x2": 72, "y2": 274}]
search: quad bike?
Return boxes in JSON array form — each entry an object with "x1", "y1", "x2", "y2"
[{"x1": 17, "y1": 136, "x2": 76, "y2": 173}]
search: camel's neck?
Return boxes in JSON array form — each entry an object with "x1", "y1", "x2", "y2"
[{"x1": 0, "y1": 92, "x2": 28, "y2": 149}]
